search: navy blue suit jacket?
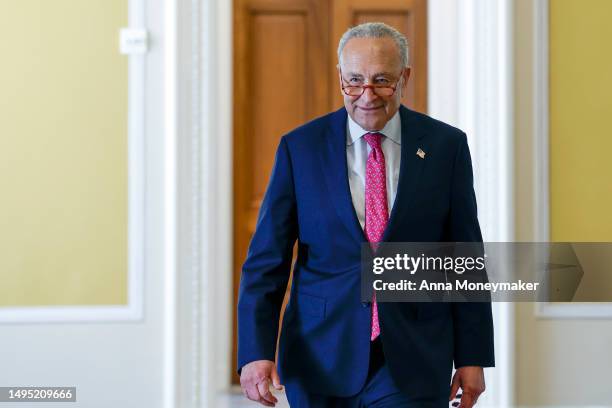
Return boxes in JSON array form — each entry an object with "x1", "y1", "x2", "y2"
[{"x1": 237, "y1": 105, "x2": 495, "y2": 399}]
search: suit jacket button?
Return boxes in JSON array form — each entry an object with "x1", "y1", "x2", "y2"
[{"x1": 362, "y1": 302, "x2": 370, "y2": 308}]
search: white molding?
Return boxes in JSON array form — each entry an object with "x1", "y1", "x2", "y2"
[
  {"x1": 429, "y1": 0, "x2": 514, "y2": 406},
  {"x1": 427, "y1": 0, "x2": 458, "y2": 123},
  {"x1": 166, "y1": 0, "x2": 234, "y2": 407},
  {"x1": 201, "y1": 0, "x2": 234, "y2": 404},
  {"x1": 536, "y1": 303, "x2": 612, "y2": 319},
  {"x1": 163, "y1": 0, "x2": 178, "y2": 407},
  {"x1": 190, "y1": 0, "x2": 204, "y2": 405},
  {"x1": 533, "y1": 0, "x2": 550, "y2": 245},
  {"x1": 531, "y1": 0, "x2": 612, "y2": 319},
  {"x1": 0, "y1": 305, "x2": 142, "y2": 323},
  {"x1": 0, "y1": 0, "x2": 145, "y2": 324},
  {"x1": 125, "y1": 0, "x2": 146, "y2": 323}
]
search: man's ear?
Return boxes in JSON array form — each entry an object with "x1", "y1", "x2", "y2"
[
  {"x1": 336, "y1": 64, "x2": 344, "y2": 95},
  {"x1": 400, "y1": 67, "x2": 411, "y2": 97}
]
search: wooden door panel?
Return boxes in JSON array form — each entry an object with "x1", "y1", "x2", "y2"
[{"x1": 249, "y1": 13, "x2": 307, "y2": 232}]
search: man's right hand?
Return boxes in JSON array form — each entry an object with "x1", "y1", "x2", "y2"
[{"x1": 240, "y1": 360, "x2": 284, "y2": 407}]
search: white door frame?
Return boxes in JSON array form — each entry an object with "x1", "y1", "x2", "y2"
[
  {"x1": 164, "y1": 0, "x2": 234, "y2": 407},
  {"x1": 429, "y1": 0, "x2": 515, "y2": 406},
  {"x1": 170, "y1": 0, "x2": 516, "y2": 406}
]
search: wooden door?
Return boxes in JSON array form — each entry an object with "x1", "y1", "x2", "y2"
[
  {"x1": 232, "y1": 0, "x2": 331, "y2": 384},
  {"x1": 232, "y1": 0, "x2": 427, "y2": 383}
]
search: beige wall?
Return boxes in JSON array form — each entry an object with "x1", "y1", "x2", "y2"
[
  {"x1": 0, "y1": 1, "x2": 128, "y2": 306},
  {"x1": 549, "y1": 0, "x2": 612, "y2": 243},
  {"x1": 514, "y1": 0, "x2": 612, "y2": 405}
]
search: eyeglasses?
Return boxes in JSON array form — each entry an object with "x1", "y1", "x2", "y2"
[{"x1": 340, "y1": 69, "x2": 403, "y2": 97}]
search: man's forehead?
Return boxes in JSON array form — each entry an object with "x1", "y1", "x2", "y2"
[
  {"x1": 342, "y1": 70, "x2": 397, "y2": 78},
  {"x1": 340, "y1": 37, "x2": 402, "y2": 69}
]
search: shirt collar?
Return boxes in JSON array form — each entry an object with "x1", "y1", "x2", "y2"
[{"x1": 346, "y1": 110, "x2": 401, "y2": 146}]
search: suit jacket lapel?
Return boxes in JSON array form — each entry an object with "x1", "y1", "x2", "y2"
[
  {"x1": 382, "y1": 105, "x2": 428, "y2": 242},
  {"x1": 319, "y1": 108, "x2": 366, "y2": 245},
  {"x1": 318, "y1": 106, "x2": 428, "y2": 245}
]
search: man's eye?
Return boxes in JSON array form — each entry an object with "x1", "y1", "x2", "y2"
[
  {"x1": 375, "y1": 78, "x2": 391, "y2": 84},
  {"x1": 349, "y1": 78, "x2": 362, "y2": 84}
]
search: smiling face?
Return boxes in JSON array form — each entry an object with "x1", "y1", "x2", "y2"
[{"x1": 339, "y1": 36, "x2": 410, "y2": 131}]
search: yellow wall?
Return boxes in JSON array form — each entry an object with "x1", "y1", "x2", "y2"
[
  {"x1": 0, "y1": 1, "x2": 128, "y2": 306},
  {"x1": 513, "y1": 2, "x2": 612, "y2": 405},
  {"x1": 550, "y1": 0, "x2": 612, "y2": 242}
]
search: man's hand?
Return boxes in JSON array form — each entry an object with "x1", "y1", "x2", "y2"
[
  {"x1": 449, "y1": 366, "x2": 485, "y2": 408},
  {"x1": 240, "y1": 360, "x2": 283, "y2": 407}
]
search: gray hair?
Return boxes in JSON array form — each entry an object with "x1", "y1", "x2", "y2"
[{"x1": 337, "y1": 22, "x2": 409, "y2": 67}]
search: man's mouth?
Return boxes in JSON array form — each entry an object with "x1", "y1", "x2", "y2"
[{"x1": 357, "y1": 106, "x2": 384, "y2": 111}]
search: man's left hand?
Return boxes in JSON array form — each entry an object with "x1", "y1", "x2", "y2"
[{"x1": 449, "y1": 366, "x2": 485, "y2": 408}]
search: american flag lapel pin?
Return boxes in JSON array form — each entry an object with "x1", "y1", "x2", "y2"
[{"x1": 416, "y1": 148, "x2": 426, "y2": 159}]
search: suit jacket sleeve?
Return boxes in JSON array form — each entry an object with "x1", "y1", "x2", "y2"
[
  {"x1": 448, "y1": 133, "x2": 495, "y2": 368},
  {"x1": 237, "y1": 136, "x2": 297, "y2": 373}
]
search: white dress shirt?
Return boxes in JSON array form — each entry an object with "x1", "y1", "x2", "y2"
[{"x1": 346, "y1": 111, "x2": 402, "y2": 229}]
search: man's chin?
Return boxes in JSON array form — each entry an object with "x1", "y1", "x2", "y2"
[{"x1": 355, "y1": 118, "x2": 385, "y2": 132}]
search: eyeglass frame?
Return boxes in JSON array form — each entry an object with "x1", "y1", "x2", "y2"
[{"x1": 338, "y1": 68, "x2": 406, "y2": 97}]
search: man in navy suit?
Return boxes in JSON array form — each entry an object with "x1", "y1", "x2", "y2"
[{"x1": 238, "y1": 22, "x2": 494, "y2": 407}]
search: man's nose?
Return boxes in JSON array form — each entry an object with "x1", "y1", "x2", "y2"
[{"x1": 361, "y1": 86, "x2": 379, "y2": 102}]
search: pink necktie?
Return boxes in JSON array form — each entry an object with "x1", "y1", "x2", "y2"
[{"x1": 363, "y1": 132, "x2": 388, "y2": 341}]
